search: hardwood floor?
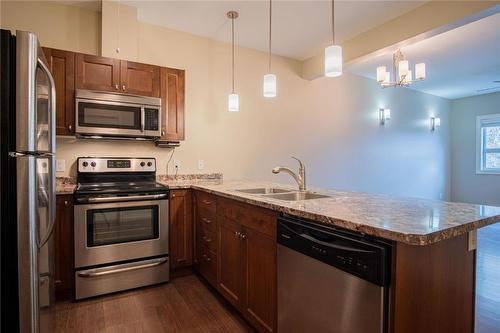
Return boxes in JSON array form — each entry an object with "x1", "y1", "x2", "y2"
[
  {"x1": 55, "y1": 274, "x2": 254, "y2": 333},
  {"x1": 476, "y1": 222, "x2": 500, "y2": 333}
]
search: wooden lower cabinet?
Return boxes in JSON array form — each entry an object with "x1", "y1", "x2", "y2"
[
  {"x1": 54, "y1": 195, "x2": 74, "y2": 300},
  {"x1": 169, "y1": 189, "x2": 193, "y2": 270},
  {"x1": 217, "y1": 216, "x2": 245, "y2": 308},
  {"x1": 193, "y1": 191, "x2": 278, "y2": 333}
]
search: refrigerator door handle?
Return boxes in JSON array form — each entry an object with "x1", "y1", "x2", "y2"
[
  {"x1": 37, "y1": 56, "x2": 56, "y2": 153},
  {"x1": 38, "y1": 157, "x2": 56, "y2": 249}
]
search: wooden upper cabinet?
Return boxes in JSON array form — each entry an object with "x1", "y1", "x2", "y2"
[
  {"x1": 43, "y1": 48, "x2": 75, "y2": 136},
  {"x1": 159, "y1": 67, "x2": 185, "y2": 141},
  {"x1": 75, "y1": 53, "x2": 120, "y2": 92},
  {"x1": 121, "y1": 61, "x2": 160, "y2": 97},
  {"x1": 169, "y1": 189, "x2": 193, "y2": 270}
]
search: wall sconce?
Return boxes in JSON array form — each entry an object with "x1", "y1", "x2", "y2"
[
  {"x1": 379, "y1": 108, "x2": 391, "y2": 125},
  {"x1": 430, "y1": 117, "x2": 441, "y2": 131}
]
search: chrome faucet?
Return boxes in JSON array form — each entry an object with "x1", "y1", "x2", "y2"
[{"x1": 272, "y1": 157, "x2": 306, "y2": 191}]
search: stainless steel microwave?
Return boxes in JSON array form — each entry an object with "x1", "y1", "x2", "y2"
[{"x1": 75, "y1": 89, "x2": 161, "y2": 139}]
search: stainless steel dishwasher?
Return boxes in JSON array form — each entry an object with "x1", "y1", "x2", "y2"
[{"x1": 277, "y1": 214, "x2": 392, "y2": 333}]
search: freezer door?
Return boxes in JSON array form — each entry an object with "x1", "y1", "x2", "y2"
[
  {"x1": 15, "y1": 30, "x2": 56, "y2": 154},
  {"x1": 16, "y1": 155, "x2": 56, "y2": 333}
]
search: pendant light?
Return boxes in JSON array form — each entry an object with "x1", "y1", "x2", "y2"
[
  {"x1": 227, "y1": 11, "x2": 239, "y2": 112},
  {"x1": 263, "y1": 0, "x2": 277, "y2": 97},
  {"x1": 324, "y1": 0, "x2": 342, "y2": 77}
]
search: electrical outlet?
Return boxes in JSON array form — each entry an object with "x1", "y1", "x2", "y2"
[
  {"x1": 174, "y1": 160, "x2": 181, "y2": 170},
  {"x1": 56, "y1": 159, "x2": 65, "y2": 172},
  {"x1": 198, "y1": 160, "x2": 204, "y2": 170}
]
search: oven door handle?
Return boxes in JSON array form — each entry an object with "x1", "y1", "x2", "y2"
[
  {"x1": 77, "y1": 257, "x2": 168, "y2": 278},
  {"x1": 78, "y1": 193, "x2": 168, "y2": 203}
]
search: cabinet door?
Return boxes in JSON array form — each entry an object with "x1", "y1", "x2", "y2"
[
  {"x1": 159, "y1": 68, "x2": 185, "y2": 141},
  {"x1": 75, "y1": 53, "x2": 120, "y2": 92},
  {"x1": 169, "y1": 190, "x2": 193, "y2": 270},
  {"x1": 54, "y1": 195, "x2": 74, "y2": 301},
  {"x1": 217, "y1": 216, "x2": 245, "y2": 308},
  {"x1": 243, "y1": 228, "x2": 277, "y2": 333},
  {"x1": 43, "y1": 48, "x2": 75, "y2": 136},
  {"x1": 120, "y1": 61, "x2": 160, "y2": 97}
]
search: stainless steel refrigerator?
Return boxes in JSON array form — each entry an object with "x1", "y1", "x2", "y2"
[{"x1": 1, "y1": 30, "x2": 56, "y2": 332}]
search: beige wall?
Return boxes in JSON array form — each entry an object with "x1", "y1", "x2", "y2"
[
  {"x1": 2, "y1": 1, "x2": 451, "y2": 200},
  {"x1": 0, "y1": 0, "x2": 101, "y2": 54}
]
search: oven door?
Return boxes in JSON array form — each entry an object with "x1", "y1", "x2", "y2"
[{"x1": 74, "y1": 198, "x2": 168, "y2": 268}]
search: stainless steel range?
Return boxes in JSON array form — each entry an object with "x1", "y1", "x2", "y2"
[{"x1": 73, "y1": 157, "x2": 169, "y2": 299}]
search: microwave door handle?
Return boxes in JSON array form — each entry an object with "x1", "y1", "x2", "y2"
[{"x1": 141, "y1": 107, "x2": 145, "y2": 133}]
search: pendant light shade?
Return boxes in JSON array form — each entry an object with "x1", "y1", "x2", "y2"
[
  {"x1": 324, "y1": 0, "x2": 342, "y2": 77},
  {"x1": 263, "y1": 0, "x2": 277, "y2": 98},
  {"x1": 263, "y1": 74, "x2": 277, "y2": 97},
  {"x1": 228, "y1": 93, "x2": 239, "y2": 112},
  {"x1": 227, "y1": 11, "x2": 239, "y2": 112},
  {"x1": 325, "y1": 45, "x2": 342, "y2": 77}
]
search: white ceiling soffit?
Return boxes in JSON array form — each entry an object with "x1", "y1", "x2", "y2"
[
  {"x1": 54, "y1": 0, "x2": 102, "y2": 12},
  {"x1": 347, "y1": 12, "x2": 500, "y2": 100},
  {"x1": 123, "y1": 0, "x2": 425, "y2": 61}
]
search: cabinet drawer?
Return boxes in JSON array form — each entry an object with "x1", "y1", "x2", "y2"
[
  {"x1": 196, "y1": 244, "x2": 217, "y2": 287},
  {"x1": 196, "y1": 214, "x2": 216, "y2": 233},
  {"x1": 197, "y1": 225, "x2": 216, "y2": 253},
  {"x1": 218, "y1": 197, "x2": 277, "y2": 238},
  {"x1": 196, "y1": 191, "x2": 216, "y2": 214}
]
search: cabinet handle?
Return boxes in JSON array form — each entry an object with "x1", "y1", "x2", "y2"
[
  {"x1": 202, "y1": 199, "x2": 212, "y2": 205},
  {"x1": 122, "y1": 85, "x2": 126, "y2": 91},
  {"x1": 202, "y1": 217, "x2": 212, "y2": 224},
  {"x1": 172, "y1": 193, "x2": 176, "y2": 198},
  {"x1": 64, "y1": 200, "x2": 68, "y2": 206},
  {"x1": 240, "y1": 233, "x2": 247, "y2": 240},
  {"x1": 161, "y1": 130, "x2": 165, "y2": 136},
  {"x1": 235, "y1": 231, "x2": 241, "y2": 237},
  {"x1": 68, "y1": 125, "x2": 72, "y2": 131},
  {"x1": 115, "y1": 84, "x2": 119, "y2": 90},
  {"x1": 202, "y1": 236, "x2": 212, "y2": 243}
]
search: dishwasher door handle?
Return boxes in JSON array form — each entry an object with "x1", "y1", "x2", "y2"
[{"x1": 280, "y1": 222, "x2": 374, "y2": 254}]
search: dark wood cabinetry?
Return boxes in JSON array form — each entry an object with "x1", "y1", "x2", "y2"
[
  {"x1": 159, "y1": 68, "x2": 185, "y2": 141},
  {"x1": 54, "y1": 195, "x2": 74, "y2": 300},
  {"x1": 194, "y1": 191, "x2": 218, "y2": 286},
  {"x1": 75, "y1": 54, "x2": 160, "y2": 97},
  {"x1": 121, "y1": 61, "x2": 160, "y2": 97},
  {"x1": 169, "y1": 190, "x2": 193, "y2": 270},
  {"x1": 193, "y1": 191, "x2": 278, "y2": 333},
  {"x1": 43, "y1": 48, "x2": 75, "y2": 136},
  {"x1": 75, "y1": 53, "x2": 120, "y2": 92}
]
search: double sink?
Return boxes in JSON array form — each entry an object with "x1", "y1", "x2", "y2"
[{"x1": 234, "y1": 187, "x2": 330, "y2": 201}]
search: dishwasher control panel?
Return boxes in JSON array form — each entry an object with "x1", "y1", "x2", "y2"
[{"x1": 277, "y1": 215, "x2": 392, "y2": 287}]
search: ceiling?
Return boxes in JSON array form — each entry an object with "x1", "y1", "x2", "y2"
[
  {"x1": 347, "y1": 12, "x2": 500, "y2": 100},
  {"x1": 121, "y1": 0, "x2": 425, "y2": 60}
]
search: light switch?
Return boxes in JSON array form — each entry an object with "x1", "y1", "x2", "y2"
[
  {"x1": 56, "y1": 159, "x2": 65, "y2": 172},
  {"x1": 198, "y1": 160, "x2": 204, "y2": 170}
]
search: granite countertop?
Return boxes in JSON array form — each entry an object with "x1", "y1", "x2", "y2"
[
  {"x1": 190, "y1": 180, "x2": 500, "y2": 246},
  {"x1": 56, "y1": 176, "x2": 500, "y2": 246}
]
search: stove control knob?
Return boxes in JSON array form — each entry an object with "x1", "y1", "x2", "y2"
[
  {"x1": 140, "y1": 162, "x2": 146, "y2": 167},
  {"x1": 82, "y1": 161, "x2": 88, "y2": 167},
  {"x1": 90, "y1": 162, "x2": 96, "y2": 167},
  {"x1": 147, "y1": 162, "x2": 152, "y2": 167}
]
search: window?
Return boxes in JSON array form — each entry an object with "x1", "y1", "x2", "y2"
[{"x1": 477, "y1": 114, "x2": 500, "y2": 174}]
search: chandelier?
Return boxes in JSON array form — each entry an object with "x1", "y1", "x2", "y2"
[{"x1": 376, "y1": 50, "x2": 426, "y2": 88}]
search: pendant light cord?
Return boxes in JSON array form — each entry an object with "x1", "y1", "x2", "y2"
[
  {"x1": 268, "y1": 0, "x2": 272, "y2": 73},
  {"x1": 331, "y1": 0, "x2": 335, "y2": 44},
  {"x1": 231, "y1": 16, "x2": 235, "y2": 93}
]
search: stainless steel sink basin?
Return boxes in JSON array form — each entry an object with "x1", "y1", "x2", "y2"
[
  {"x1": 235, "y1": 188, "x2": 293, "y2": 195},
  {"x1": 264, "y1": 191, "x2": 330, "y2": 201}
]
